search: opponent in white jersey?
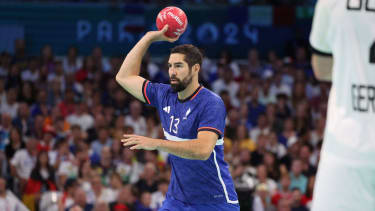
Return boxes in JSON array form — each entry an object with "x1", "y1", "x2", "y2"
[{"x1": 310, "y1": 0, "x2": 375, "y2": 210}]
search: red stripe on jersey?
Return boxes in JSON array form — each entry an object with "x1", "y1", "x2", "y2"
[
  {"x1": 198, "y1": 126, "x2": 223, "y2": 135},
  {"x1": 144, "y1": 80, "x2": 151, "y2": 104},
  {"x1": 191, "y1": 86, "x2": 203, "y2": 100}
]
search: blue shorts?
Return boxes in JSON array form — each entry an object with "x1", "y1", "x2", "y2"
[{"x1": 159, "y1": 196, "x2": 240, "y2": 211}]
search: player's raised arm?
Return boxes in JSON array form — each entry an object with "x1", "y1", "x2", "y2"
[{"x1": 115, "y1": 25, "x2": 179, "y2": 102}]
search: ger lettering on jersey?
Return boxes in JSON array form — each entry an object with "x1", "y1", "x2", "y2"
[{"x1": 310, "y1": 0, "x2": 375, "y2": 165}]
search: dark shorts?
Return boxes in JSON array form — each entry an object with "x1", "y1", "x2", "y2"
[{"x1": 159, "y1": 196, "x2": 240, "y2": 211}]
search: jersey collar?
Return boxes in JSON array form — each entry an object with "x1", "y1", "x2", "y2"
[{"x1": 177, "y1": 85, "x2": 203, "y2": 103}]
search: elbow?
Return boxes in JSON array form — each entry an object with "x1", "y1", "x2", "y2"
[
  {"x1": 313, "y1": 71, "x2": 325, "y2": 81},
  {"x1": 115, "y1": 74, "x2": 121, "y2": 83},
  {"x1": 198, "y1": 150, "x2": 212, "y2": 161},
  {"x1": 313, "y1": 69, "x2": 331, "y2": 82},
  {"x1": 115, "y1": 74, "x2": 125, "y2": 86}
]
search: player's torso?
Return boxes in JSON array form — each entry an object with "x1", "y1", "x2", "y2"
[
  {"x1": 158, "y1": 92, "x2": 201, "y2": 139},
  {"x1": 324, "y1": 0, "x2": 375, "y2": 165},
  {"x1": 155, "y1": 88, "x2": 238, "y2": 204}
]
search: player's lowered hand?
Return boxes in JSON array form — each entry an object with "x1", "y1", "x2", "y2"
[
  {"x1": 147, "y1": 25, "x2": 180, "y2": 43},
  {"x1": 121, "y1": 134, "x2": 160, "y2": 150}
]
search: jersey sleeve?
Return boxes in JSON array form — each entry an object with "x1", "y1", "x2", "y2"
[
  {"x1": 309, "y1": 0, "x2": 335, "y2": 56},
  {"x1": 142, "y1": 80, "x2": 169, "y2": 108},
  {"x1": 197, "y1": 97, "x2": 226, "y2": 139}
]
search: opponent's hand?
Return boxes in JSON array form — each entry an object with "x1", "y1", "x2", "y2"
[
  {"x1": 146, "y1": 25, "x2": 180, "y2": 43},
  {"x1": 121, "y1": 134, "x2": 160, "y2": 150}
]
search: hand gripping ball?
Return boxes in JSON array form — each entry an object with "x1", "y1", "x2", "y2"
[{"x1": 156, "y1": 6, "x2": 188, "y2": 38}]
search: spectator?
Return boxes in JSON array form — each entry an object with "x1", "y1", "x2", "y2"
[
  {"x1": 40, "y1": 45, "x2": 55, "y2": 72},
  {"x1": 1, "y1": 87, "x2": 19, "y2": 118},
  {"x1": 109, "y1": 185, "x2": 137, "y2": 211},
  {"x1": 255, "y1": 164, "x2": 277, "y2": 195},
  {"x1": 91, "y1": 46, "x2": 111, "y2": 73},
  {"x1": 58, "y1": 89, "x2": 76, "y2": 118},
  {"x1": 20, "y1": 82, "x2": 36, "y2": 106},
  {"x1": 247, "y1": 48, "x2": 264, "y2": 76},
  {"x1": 298, "y1": 144, "x2": 316, "y2": 177},
  {"x1": 0, "y1": 114, "x2": 13, "y2": 148},
  {"x1": 5, "y1": 127, "x2": 25, "y2": 161},
  {"x1": 63, "y1": 46, "x2": 82, "y2": 75},
  {"x1": 116, "y1": 148, "x2": 143, "y2": 184},
  {"x1": 250, "y1": 134, "x2": 268, "y2": 166},
  {"x1": 66, "y1": 102, "x2": 94, "y2": 132},
  {"x1": 212, "y1": 65, "x2": 239, "y2": 106},
  {"x1": 250, "y1": 113, "x2": 270, "y2": 143},
  {"x1": 12, "y1": 102, "x2": 32, "y2": 136},
  {"x1": 266, "y1": 132, "x2": 287, "y2": 159},
  {"x1": 301, "y1": 175, "x2": 314, "y2": 209},
  {"x1": 10, "y1": 137, "x2": 37, "y2": 193},
  {"x1": 0, "y1": 53, "x2": 11, "y2": 77},
  {"x1": 6, "y1": 64, "x2": 22, "y2": 89},
  {"x1": 247, "y1": 87, "x2": 266, "y2": 127},
  {"x1": 66, "y1": 187, "x2": 93, "y2": 211},
  {"x1": 39, "y1": 178, "x2": 77, "y2": 211},
  {"x1": 289, "y1": 159, "x2": 308, "y2": 194},
  {"x1": 85, "y1": 173, "x2": 116, "y2": 204},
  {"x1": 271, "y1": 173, "x2": 293, "y2": 207},
  {"x1": 109, "y1": 172, "x2": 123, "y2": 200},
  {"x1": 92, "y1": 202, "x2": 110, "y2": 211},
  {"x1": 290, "y1": 188, "x2": 308, "y2": 211},
  {"x1": 47, "y1": 78, "x2": 64, "y2": 107},
  {"x1": 24, "y1": 150, "x2": 57, "y2": 210},
  {"x1": 30, "y1": 91, "x2": 48, "y2": 118},
  {"x1": 217, "y1": 50, "x2": 240, "y2": 78},
  {"x1": 150, "y1": 179, "x2": 168, "y2": 210},
  {"x1": 78, "y1": 160, "x2": 93, "y2": 193},
  {"x1": 91, "y1": 127, "x2": 112, "y2": 156},
  {"x1": 21, "y1": 57, "x2": 40, "y2": 83},
  {"x1": 47, "y1": 61, "x2": 66, "y2": 92},
  {"x1": 49, "y1": 139, "x2": 75, "y2": 169},
  {"x1": 135, "y1": 162, "x2": 158, "y2": 194},
  {"x1": 252, "y1": 183, "x2": 276, "y2": 211},
  {"x1": 38, "y1": 125, "x2": 56, "y2": 152},
  {"x1": 110, "y1": 137, "x2": 123, "y2": 165},
  {"x1": 124, "y1": 100, "x2": 147, "y2": 136},
  {"x1": 94, "y1": 146, "x2": 114, "y2": 185},
  {"x1": 0, "y1": 177, "x2": 29, "y2": 211},
  {"x1": 263, "y1": 151, "x2": 280, "y2": 181},
  {"x1": 134, "y1": 192, "x2": 152, "y2": 211},
  {"x1": 236, "y1": 124, "x2": 256, "y2": 152},
  {"x1": 86, "y1": 113, "x2": 107, "y2": 143},
  {"x1": 75, "y1": 56, "x2": 95, "y2": 83}
]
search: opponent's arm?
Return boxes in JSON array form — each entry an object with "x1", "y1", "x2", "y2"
[
  {"x1": 115, "y1": 25, "x2": 178, "y2": 102},
  {"x1": 311, "y1": 54, "x2": 333, "y2": 81},
  {"x1": 309, "y1": 0, "x2": 334, "y2": 82},
  {"x1": 122, "y1": 131, "x2": 218, "y2": 160}
]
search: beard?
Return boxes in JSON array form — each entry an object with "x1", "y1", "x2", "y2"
[{"x1": 170, "y1": 74, "x2": 193, "y2": 93}]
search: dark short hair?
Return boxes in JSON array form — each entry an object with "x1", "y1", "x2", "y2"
[{"x1": 170, "y1": 44, "x2": 203, "y2": 69}]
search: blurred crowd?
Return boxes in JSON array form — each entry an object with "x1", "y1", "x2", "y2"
[
  {"x1": 1, "y1": 0, "x2": 317, "y2": 6},
  {"x1": 0, "y1": 38, "x2": 329, "y2": 211}
]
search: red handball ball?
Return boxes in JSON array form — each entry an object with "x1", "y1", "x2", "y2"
[{"x1": 156, "y1": 6, "x2": 188, "y2": 38}]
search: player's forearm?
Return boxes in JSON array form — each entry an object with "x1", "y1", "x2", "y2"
[
  {"x1": 156, "y1": 139, "x2": 211, "y2": 160},
  {"x1": 116, "y1": 33, "x2": 154, "y2": 79}
]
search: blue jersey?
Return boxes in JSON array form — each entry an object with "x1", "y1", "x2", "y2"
[{"x1": 142, "y1": 80, "x2": 238, "y2": 205}]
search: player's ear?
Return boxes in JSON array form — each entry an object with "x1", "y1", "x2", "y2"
[{"x1": 192, "y1": 64, "x2": 200, "y2": 73}]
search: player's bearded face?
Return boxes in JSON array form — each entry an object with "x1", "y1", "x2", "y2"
[{"x1": 170, "y1": 68, "x2": 193, "y2": 92}]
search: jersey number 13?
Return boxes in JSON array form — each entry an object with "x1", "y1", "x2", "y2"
[{"x1": 169, "y1": 116, "x2": 180, "y2": 134}]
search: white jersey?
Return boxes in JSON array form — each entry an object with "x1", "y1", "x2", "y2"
[{"x1": 310, "y1": 0, "x2": 375, "y2": 166}]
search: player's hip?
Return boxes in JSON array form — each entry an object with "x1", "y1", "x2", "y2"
[
  {"x1": 159, "y1": 195, "x2": 240, "y2": 211},
  {"x1": 312, "y1": 152, "x2": 375, "y2": 211}
]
